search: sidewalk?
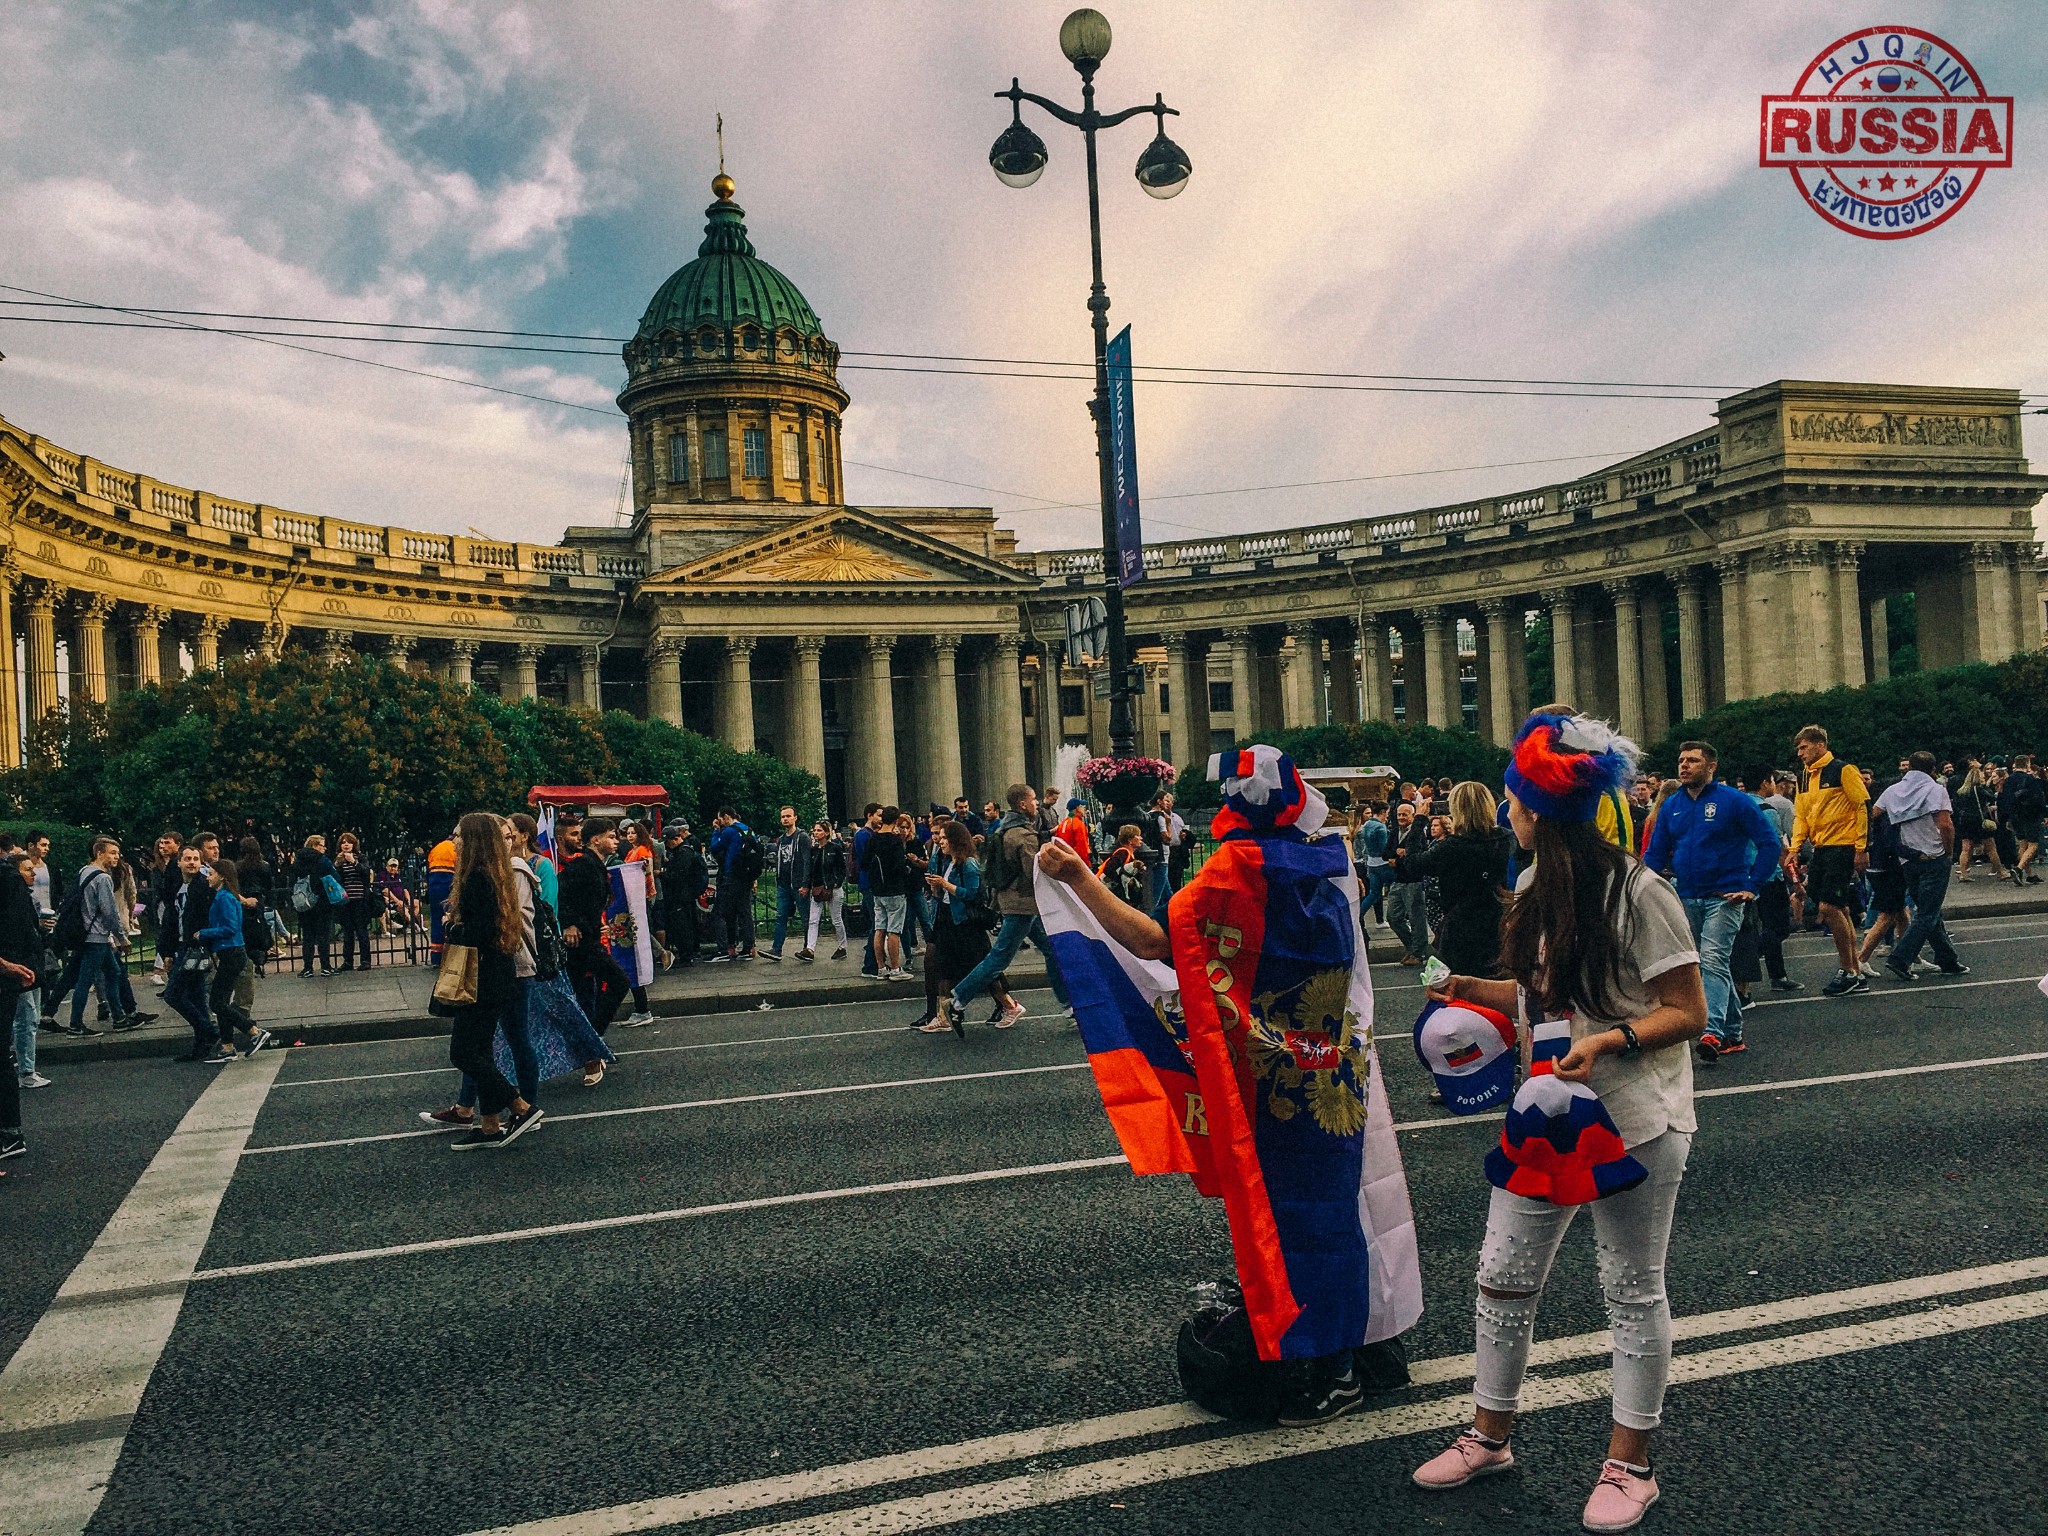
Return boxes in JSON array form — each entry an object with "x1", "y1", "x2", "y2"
[{"x1": 36, "y1": 877, "x2": 2047, "y2": 1063}]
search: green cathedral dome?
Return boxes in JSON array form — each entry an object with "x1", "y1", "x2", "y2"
[{"x1": 633, "y1": 183, "x2": 826, "y2": 342}]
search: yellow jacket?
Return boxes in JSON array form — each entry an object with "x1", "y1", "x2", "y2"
[
  {"x1": 1791, "y1": 751, "x2": 1869, "y2": 851},
  {"x1": 1597, "y1": 787, "x2": 1633, "y2": 850}
]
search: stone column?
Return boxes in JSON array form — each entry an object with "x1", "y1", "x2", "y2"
[
  {"x1": 0, "y1": 569, "x2": 18, "y2": 768},
  {"x1": 789, "y1": 636, "x2": 829, "y2": 784},
  {"x1": 1160, "y1": 632, "x2": 1195, "y2": 771},
  {"x1": 1543, "y1": 588, "x2": 1579, "y2": 706},
  {"x1": 72, "y1": 595, "x2": 113, "y2": 704},
  {"x1": 1417, "y1": 607, "x2": 1455, "y2": 729},
  {"x1": 1867, "y1": 593, "x2": 1891, "y2": 683},
  {"x1": 993, "y1": 632, "x2": 1027, "y2": 791},
  {"x1": 443, "y1": 638, "x2": 475, "y2": 689},
  {"x1": 314, "y1": 629, "x2": 349, "y2": 669},
  {"x1": 1778, "y1": 541, "x2": 1831, "y2": 684},
  {"x1": 1673, "y1": 570, "x2": 1708, "y2": 721},
  {"x1": 1829, "y1": 541, "x2": 1867, "y2": 685},
  {"x1": 1714, "y1": 555, "x2": 1747, "y2": 703},
  {"x1": 1636, "y1": 580, "x2": 1669, "y2": 743},
  {"x1": 193, "y1": 615, "x2": 226, "y2": 672},
  {"x1": 25, "y1": 587, "x2": 59, "y2": 723},
  {"x1": 1358, "y1": 613, "x2": 1390, "y2": 721},
  {"x1": 716, "y1": 636, "x2": 756, "y2": 749},
  {"x1": 578, "y1": 646, "x2": 603, "y2": 709},
  {"x1": 644, "y1": 638, "x2": 681, "y2": 724},
  {"x1": 1283, "y1": 621, "x2": 1320, "y2": 728},
  {"x1": 1970, "y1": 542, "x2": 2015, "y2": 662},
  {"x1": 1603, "y1": 580, "x2": 1644, "y2": 743},
  {"x1": 384, "y1": 635, "x2": 416, "y2": 677},
  {"x1": 132, "y1": 606, "x2": 167, "y2": 689},
  {"x1": 1478, "y1": 598, "x2": 1518, "y2": 744},
  {"x1": 158, "y1": 623, "x2": 184, "y2": 684},
  {"x1": 859, "y1": 635, "x2": 899, "y2": 808},
  {"x1": 919, "y1": 636, "x2": 963, "y2": 803},
  {"x1": 509, "y1": 642, "x2": 543, "y2": 702},
  {"x1": 1328, "y1": 619, "x2": 1360, "y2": 724},
  {"x1": 1224, "y1": 627, "x2": 1255, "y2": 743}
]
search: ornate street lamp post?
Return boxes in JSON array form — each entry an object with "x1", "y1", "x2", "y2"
[{"x1": 990, "y1": 8, "x2": 1190, "y2": 759}]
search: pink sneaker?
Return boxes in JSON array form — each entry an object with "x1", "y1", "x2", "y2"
[
  {"x1": 1412, "y1": 1429, "x2": 1514, "y2": 1489},
  {"x1": 1582, "y1": 1459, "x2": 1659, "y2": 1532}
]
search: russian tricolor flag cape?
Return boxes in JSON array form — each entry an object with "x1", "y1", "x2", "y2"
[
  {"x1": 1041, "y1": 745, "x2": 1423, "y2": 1362},
  {"x1": 604, "y1": 862, "x2": 654, "y2": 987}
]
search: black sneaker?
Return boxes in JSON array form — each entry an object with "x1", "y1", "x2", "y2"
[
  {"x1": 1821, "y1": 970, "x2": 1869, "y2": 997},
  {"x1": 761, "y1": 949, "x2": 783, "y2": 962},
  {"x1": 1883, "y1": 958, "x2": 1917, "y2": 985},
  {"x1": 945, "y1": 998, "x2": 966, "y2": 1039},
  {"x1": 499, "y1": 1104, "x2": 544, "y2": 1146},
  {"x1": 708, "y1": 953, "x2": 732, "y2": 964},
  {"x1": 1277, "y1": 1366, "x2": 1364, "y2": 1426},
  {"x1": 63, "y1": 1021, "x2": 103, "y2": 1037},
  {"x1": 1935, "y1": 961, "x2": 1972, "y2": 977},
  {"x1": 1768, "y1": 976, "x2": 1803, "y2": 992},
  {"x1": 200, "y1": 1046, "x2": 234, "y2": 1065},
  {"x1": 0, "y1": 1133, "x2": 25, "y2": 1161},
  {"x1": 243, "y1": 1029, "x2": 274, "y2": 1057},
  {"x1": 319, "y1": 966, "x2": 337, "y2": 978},
  {"x1": 38, "y1": 1015, "x2": 61, "y2": 1033},
  {"x1": 450, "y1": 1126, "x2": 508, "y2": 1151},
  {"x1": 831, "y1": 946, "x2": 847, "y2": 960},
  {"x1": 110, "y1": 1013, "x2": 144, "y2": 1032}
]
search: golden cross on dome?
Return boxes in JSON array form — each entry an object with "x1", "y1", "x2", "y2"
[{"x1": 713, "y1": 113, "x2": 734, "y2": 201}]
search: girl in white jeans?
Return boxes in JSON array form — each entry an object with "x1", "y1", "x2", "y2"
[{"x1": 1414, "y1": 712, "x2": 1707, "y2": 1535}]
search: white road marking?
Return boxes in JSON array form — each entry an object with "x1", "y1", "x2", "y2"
[
  {"x1": 698, "y1": 1289, "x2": 2048, "y2": 1536},
  {"x1": 1746, "y1": 973, "x2": 2046, "y2": 1007},
  {"x1": 183, "y1": 1156, "x2": 1130, "y2": 1284},
  {"x1": 460, "y1": 1258, "x2": 2048, "y2": 1536},
  {"x1": 186, "y1": 1046, "x2": 2047, "y2": 1282},
  {"x1": 245, "y1": 1062, "x2": 1094, "y2": 1155},
  {"x1": 0, "y1": 1052, "x2": 284, "y2": 1536}
]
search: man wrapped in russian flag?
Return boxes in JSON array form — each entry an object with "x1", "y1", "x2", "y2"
[{"x1": 1035, "y1": 744, "x2": 1422, "y2": 1425}]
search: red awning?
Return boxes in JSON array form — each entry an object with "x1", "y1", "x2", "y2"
[{"x1": 526, "y1": 785, "x2": 671, "y2": 807}]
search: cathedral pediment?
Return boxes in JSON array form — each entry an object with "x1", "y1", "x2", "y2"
[{"x1": 639, "y1": 508, "x2": 1035, "y2": 592}]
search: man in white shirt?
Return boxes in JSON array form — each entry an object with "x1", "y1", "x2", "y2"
[{"x1": 1873, "y1": 750, "x2": 1968, "y2": 983}]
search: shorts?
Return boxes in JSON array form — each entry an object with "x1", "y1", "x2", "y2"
[
  {"x1": 1807, "y1": 845, "x2": 1856, "y2": 909},
  {"x1": 872, "y1": 894, "x2": 908, "y2": 935},
  {"x1": 1867, "y1": 869, "x2": 1907, "y2": 917}
]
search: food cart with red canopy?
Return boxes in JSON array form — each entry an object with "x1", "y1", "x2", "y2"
[{"x1": 526, "y1": 785, "x2": 670, "y2": 836}]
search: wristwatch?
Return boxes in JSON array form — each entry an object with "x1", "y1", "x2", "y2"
[{"x1": 1615, "y1": 1022, "x2": 1642, "y2": 1058}]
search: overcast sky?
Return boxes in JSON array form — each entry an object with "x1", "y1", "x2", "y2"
[{"x1": 3, "y1": 1, "x2": 2043, "y2": 552}]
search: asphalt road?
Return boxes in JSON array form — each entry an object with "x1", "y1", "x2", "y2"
[{"x1": 4, "y1": 913, "x2": 2045, "y2": 1536}]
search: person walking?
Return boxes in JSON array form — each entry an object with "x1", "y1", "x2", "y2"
[
  {"x1": 6, "y1": 851, "x2": 48, "y2": 1097},
  {"x1": 161, "y1": 843, "x2": 229, "y2": 1062},
  {"x1": 807, "y1": 821, "x2": 849, "y2": 960},
  {"x1": 440, "y1": 812, "x2": 542, "y2": 1150},
  {"x1": 1642, "y1": 741, "x2": 1782, "y2": 1061},
  {"x1": 1355, "y1": 801, "x2": 1391, "y2": 928},
  {"x1": 863, "y1": 807, "x2": 912, "y2": 979},
  {"x1": 67, "y1": 836, "x2": 132, "y2": 1040},
  {"x1": 1413, "y1": 711, "x2": 1707, "y2": 1533},
  {"x1": 707, "y1": 808, "x2": 760, "y2": 961},
  {"x1": 1785, "y1": 725, "x2": 1871, "y2": 996},
  {"x1": 195, "y1": 861, "x2": 272, "y2": 1059},
  {"x1": 766, "y1": 805, "x2": 814, "y2": 960},
  {"x1": 1997, "y1": 753, "x2": 2043, "y2": 884},
  {"x1": 332, "y1": 832, "x2": 375, "y2": 970},
  {"x1": 1393, "y1": 782, "x2": 1514, "y2": 978},
  {"x1": 915, "y1": 819, "x2": 1019, "y2": 1033},
  {"x1": 1948, "y1": 760, "x2": 2004, "y2": 881},
  {"x1": 1875, "y1": 751, "x2": 1970, "y2": 983},
  {"x1": 851, "y1": 803, "x2": 882, "y2": 977},
  {"x1": 1752, "y1": 772, "x2": 1800, "y2": 992},
  {"x1": 660, "y1": 821, "x2": 706, "y2": 965},
  {"x1": 942, "y1": 784, "x2": 1070, "y2": 1029},
  {"x1": 557, "y1": 817, "x2": 630, "y2": 1035},
  {"x1": 290, "y1": 834, "x2": 338, "y2": 977},
  {"x1": 1053, "y1": 798, "x2": 1094, "y2": 866},
  {"x1": 1385, "y1": 801, "x2": 1434, "y2": 966}
]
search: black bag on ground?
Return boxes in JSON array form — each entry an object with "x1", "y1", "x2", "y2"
[{"x1": 1175, "y1": 1282, "x2": 1412, "y2": 1422}]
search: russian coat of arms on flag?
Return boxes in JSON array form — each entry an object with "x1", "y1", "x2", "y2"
[{"x1": 604, "y1": 862, "x2": 654, "y2": 987}]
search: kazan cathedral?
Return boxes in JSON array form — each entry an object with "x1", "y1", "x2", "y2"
[{"x1": 0, "y1": 174, "x2": 2042, "y2": 816}]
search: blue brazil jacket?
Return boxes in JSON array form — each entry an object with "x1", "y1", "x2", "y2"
[{"x1": 1644, "y1": 780, "x2": 1784, "y2": 900}]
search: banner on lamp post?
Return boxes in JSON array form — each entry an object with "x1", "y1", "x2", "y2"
[{"x1": 1106, "y1": 324, "x2": 1144, "y2": 589}]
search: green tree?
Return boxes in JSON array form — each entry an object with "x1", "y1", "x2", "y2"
[{"x1": 473, "y1": 693, "x2": 618, "y2": 791}]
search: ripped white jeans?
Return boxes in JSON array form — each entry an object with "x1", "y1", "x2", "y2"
[{"x1": 1471, "y1": 1129, "x2": 1690, "y2": 1432}]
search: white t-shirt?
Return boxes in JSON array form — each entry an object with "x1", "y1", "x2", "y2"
[{"x1": 1516, "y1": 862, "x2": 1699, "y2": 1146}]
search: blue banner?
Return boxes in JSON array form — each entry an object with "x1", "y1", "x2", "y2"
[{"x1": 1106, "y1": 324, "x2": 1144, "y2": 588}]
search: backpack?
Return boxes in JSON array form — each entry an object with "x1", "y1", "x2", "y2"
[
  {"x1": 1174, "y1": 1280, "x2": 1410, "y2": 1422},
  {"x1": 291, "y1": 876, "x2": 318, "y2": 913},
  {"x1": 2018, "y1": 774, "x2": 2047, "y2": 817},
  {"x1": 516, "y1": 866, "x2": 566, "y2": 981},
  {"x1": 983, "y1": 816, "x2": 1019, "y2": 895},
  {"x1": 53, "y1": 870, "x2": 99, "y2": 951},
  {"x1": 731, "y1": 834, "x2": 765, "y2": 890}
]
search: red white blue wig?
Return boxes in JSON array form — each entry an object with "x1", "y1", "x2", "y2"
[
  {"x1": 1502, "y1": 712, "x2": 1638, "y2": 823},
  {"x1": 1207, "y1": 745, "x2": 1328, "y2": 839}
]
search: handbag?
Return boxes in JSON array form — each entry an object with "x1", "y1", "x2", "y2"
[
  {"x1": 178, "y1": 947, "x2": 214, "y2": 976},
  {"x1": 431, "y1": 943, "x2": 479, "y2": 1011},
  {"x1": 322, "y1": 873, "x2": 348, "y2": 905}
]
